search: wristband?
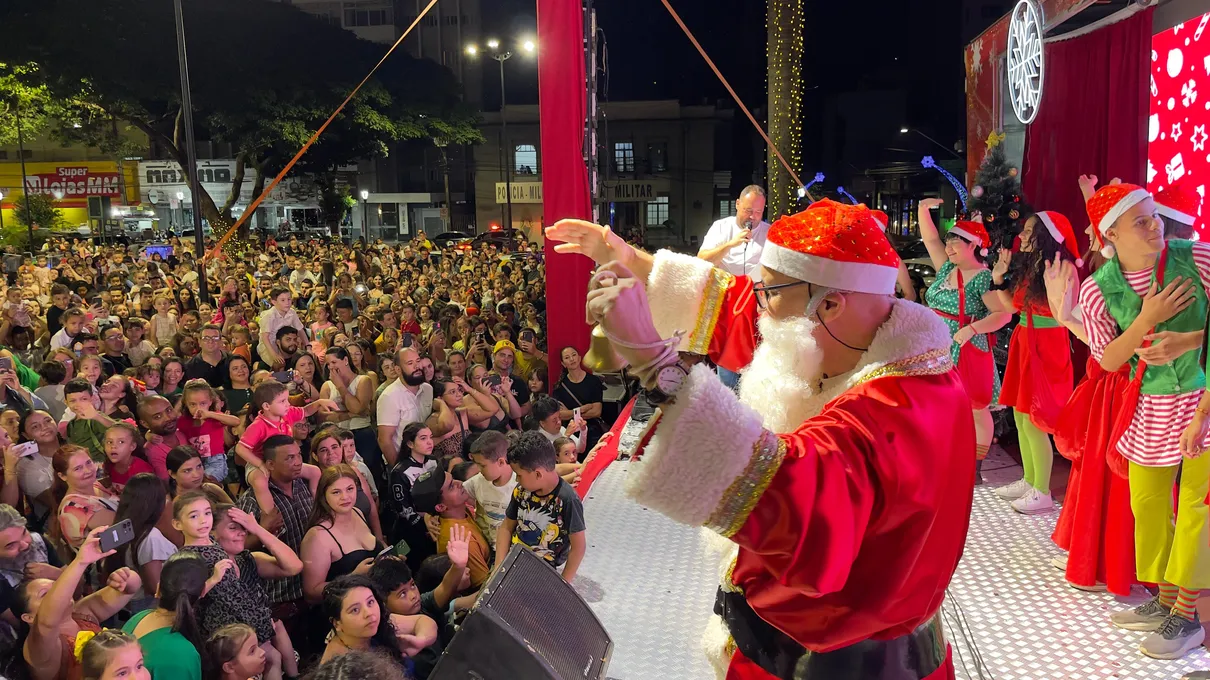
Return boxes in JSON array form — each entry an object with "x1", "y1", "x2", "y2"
[{"x1": 1197, "y1": 406, "x2": 1210, "y2": 417}]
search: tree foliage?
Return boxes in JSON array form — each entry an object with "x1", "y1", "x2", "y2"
[
  {"x1": 4, "y1": 193, "x2": 63, "y2": 249},
  {"x1": 0, "y1": 0, "x2": 481, "y2": 238}
]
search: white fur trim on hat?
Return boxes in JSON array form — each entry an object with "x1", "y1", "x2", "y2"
[
  {"x1": 1157, "y1": 203, "x2": 1196, "y2": 225},
  {"x1": 872, "y1": 216, "x2": 887, "y2": 231},
  {"x1": 1037, "y1": 212, "x2": 1064, "y2": 244},
  {"x1": 1098, "y1": 188, "x2": 1151, "y2": 235},
  {"x1": 948, "y1": 225, "x2": 983, "y2": 246},
  {"x1": 760, "y1": 241, "x2": 898, "y2": 295}
]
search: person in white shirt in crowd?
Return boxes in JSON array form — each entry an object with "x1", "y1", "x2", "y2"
[
  {"x1": 257, "y1": 287, "x2": 307, "y2": 370},
  {"x1": 376, "y1": 348, "x2": 435, "y2": 470}
]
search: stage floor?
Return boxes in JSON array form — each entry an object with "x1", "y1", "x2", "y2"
[{"x1": 576, "y1": 450, "x2": 1210, "y2": 680}]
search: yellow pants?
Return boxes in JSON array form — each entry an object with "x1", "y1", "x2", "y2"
[{"x1": 1129, "y1": 455, "x2": 1210, "y2": 590}]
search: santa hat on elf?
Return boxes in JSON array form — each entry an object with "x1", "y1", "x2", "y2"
[
  {"x1": 1036, "y1": 210, "x2": 1084, "y2": 267},
  {"x1": 871, "y1": 209, "x2": 890, "y2": 232},
  {"x1": 1086, "y1": 183, "x2": 1152, "y2": 258},
  {"x1": 760, "y1": 199, "x2": 901, "y2": 295},
  {"x1": 1155, "y1": 179, "x2": 1201, "y2": 226},
  {"x1": 947, "y1": 220, "x2": 991, "y2": 257}
]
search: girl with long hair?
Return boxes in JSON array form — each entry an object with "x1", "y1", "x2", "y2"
[
  {"x1": 121, "y1": 551, "x2": 207, "y2": 680},
  {"x1": 17, "y1": 526, "x2": 142, "y2": 680},
  {"x1": 222, "y1": 355, "x2": 254, "y2": 417},
  {"x1": 552, "y1": 346, "x2": 607, "y2": 451},
  {"x1": 347, "y1": 341, "x2": 379, "y2": 394},
  {"x1": 102, "y1": 473, "x2": 178, "y2": 608},
  {"x1": 465, "y1": 365, "x2": 508, "y2": 433},
  {"x1": 18, "y1": 410, "x2": 63, "y2": 522},
  {"x1": 918, "y1": 201, "x2": 1013, "y2": 483},
  {"x1": 989, "y1": 211, "x2": 1081, "y2": 514},
  {"x1": 160, "y1": 357, "x2": 185, "y2": 400},
  {"x1": 310, "y1": 429, "x2": 384, "y2": 545},
  {"x1": 77, "y1": 355, "x2": 104, "y2": 389},
  {"x1": 53, "y1": 445, "x2": 119, "y2": 551},
  {"x1": 427, "y1": 380, "x2": 473, "y2": 470},
  {"x1": 166, "y1": 445, "x2": 234, "y2": 505},
  {"x1": 321, "y1": 347, "x2": 380, "y2": 478},
  {"x1": 320, "y1": 575, "x2": 436, "y2": 667},
  {"x1": 178, "y1": 380, "x2": 239, "y2": 484},
  {"x1": 300, "y1": 466, "x2": 383, "y2": 605}
]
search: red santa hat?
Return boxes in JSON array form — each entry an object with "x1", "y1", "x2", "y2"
[
  {"x1": 871, "y1": 209, "x2": 890, "y2": 232},
  {"x1": 947, "y1": 220, "x2": 991, "y2": 257},
  {"x1": 1036, "y1": 211, "x2": 1084, "y2": 267},
  {"x1": 1086, "y1": 183, "x2": 1152, "y2": 258},
  {"x1": 1155, "y1": 180, "x2": 1201, "y2": 225},
  {"x1": 760, "y1": 199, "x2": 901, "y2": 295}
]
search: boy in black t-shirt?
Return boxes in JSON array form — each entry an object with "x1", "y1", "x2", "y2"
[{"x1": 496, "y1": 431, "x2": 586, "y2": 583}]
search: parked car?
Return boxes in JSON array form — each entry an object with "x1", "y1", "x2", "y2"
[{"x1": 430, "y1": 231, "x2": 475, "y2": 250}]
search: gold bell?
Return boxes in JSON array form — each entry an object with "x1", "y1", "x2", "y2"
[{"x1": 583, "y1": 324, "x2": 628, "y2": 373}]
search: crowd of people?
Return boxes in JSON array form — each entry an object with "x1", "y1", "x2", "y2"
[{"x1": 0, "y1": 229, "x2": 611, "y2": 680}]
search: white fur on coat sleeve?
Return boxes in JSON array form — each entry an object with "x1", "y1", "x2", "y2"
[
  {"x1": 647, "y1": 249, "x2": 718, "y2": 350},
  {"x1": 625, "y1": 364, "x2": 764, "y2": 527}
]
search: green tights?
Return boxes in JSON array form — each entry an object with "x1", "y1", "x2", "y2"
[{"x1": 1014, "y1": 409, "x2": 1053, "y2": 493}]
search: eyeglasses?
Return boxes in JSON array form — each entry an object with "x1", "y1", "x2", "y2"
[
  {"x1": 753, "y1": 280, "x2": 811, "y2": 310},
  {"x1": 201, "y1": 335, "x2": 222, "y2": 343}
]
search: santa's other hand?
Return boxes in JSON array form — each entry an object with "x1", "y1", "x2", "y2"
[{"x1": 586, "y1": 262, "x2": 663, "y2": 366}]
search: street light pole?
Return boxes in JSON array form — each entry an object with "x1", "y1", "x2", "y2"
[
  {"x1": 496, "y1": 53, "x2": 512, "y2": 231},
  {"x1": 15, "y1": 101, "x2": 34, "y2": 247},
  {"x1": 900, "y1": 127, "x2": 962, "y2": 160},
  {"x1": 359, "y1": 190, "x2": 370, "y2": 244},
  {"x1": 173, "y1": 0, "x2": 209, "y2": 304}
]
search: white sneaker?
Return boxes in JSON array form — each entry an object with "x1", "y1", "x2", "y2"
[
  {"x1": 1011, "y1": 488, "x2": 1055, "y2": 514},
  {"x1": 1051, "y1": 555, "x2": 1068, "y2": 571},
  {"x1": 995, "y1": 478, "x2": 1032, "y2": 500}
]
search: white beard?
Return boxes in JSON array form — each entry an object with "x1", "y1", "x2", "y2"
[{"x1": 738, "y1": 314, "x2": 827, "y2": 434}]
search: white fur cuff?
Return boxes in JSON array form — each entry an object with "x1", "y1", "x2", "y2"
[
  {"x1": 648, "y1": 250, "x2": 728, "y2": 353},
  {"x1": 626, "y1": 364, "x2": 767, "y2": 529}
]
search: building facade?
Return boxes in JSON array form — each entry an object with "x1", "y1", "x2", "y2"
[{"x1": 474, "y1": 99, "x2": 733, "y2": 247}]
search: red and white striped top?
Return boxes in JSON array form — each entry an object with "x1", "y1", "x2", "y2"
[{"x1": 1078, "y1": 241, "x2": 1210, "y2": 467}]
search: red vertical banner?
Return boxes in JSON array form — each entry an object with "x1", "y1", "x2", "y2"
[{"x1": 538, "y1": 0, "x2": 593, "y2": 384}]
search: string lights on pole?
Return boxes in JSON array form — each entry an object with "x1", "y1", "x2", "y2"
[{"x1": 767, "y1": 0, "x2": 804, "y2": 218}]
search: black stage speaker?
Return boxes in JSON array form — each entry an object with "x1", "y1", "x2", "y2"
[{"x1": 429, "y1": 544, "x2": 612, "y2": 680}]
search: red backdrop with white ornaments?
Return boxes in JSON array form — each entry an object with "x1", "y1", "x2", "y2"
[{"x1": 1149, "y1": 11, "x2": 1210, "y2": 238}]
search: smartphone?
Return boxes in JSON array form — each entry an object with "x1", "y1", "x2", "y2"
[
  {"x1": 90, "y1": 295, "x2": 103, "y2": 307},
  {"x1": 271, "y1": 369, "x2": 294, "y2": 384},
  {"x1": 99, "y1": 519, "x2": 135, "y2": 553},
  {"x1": 519, "y1": 329, "x2": 535, "y2": 344},
  {"x1": 0, "y1": 357, "x2": 11, "y2": 372},
  {"x1": 485, "y1": 373, "x2": 503, "y2": 388},
  {"x1": 11, "y1": 441, "x2": 38, "y2": 458},
  {"x1": 400, "y1": 333, "x2": 416, "y2": 349},
  {"x1": 573, "y1": 407, "x2": 582, "y2": 420}
]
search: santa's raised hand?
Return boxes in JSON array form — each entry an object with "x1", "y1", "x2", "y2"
[
  {"x1": 586, "y1": 261, "x2": 666, "y2": 370},
  {"x1": 545, "y1": 219, "x2": 636, "y2": 267}
]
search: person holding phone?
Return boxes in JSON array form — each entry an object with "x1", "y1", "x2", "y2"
[
  {"x1": 552, "y1": 346, "x2": 606, "y2": 452},
  {"x1": 513, "y1": 328, "x2": 547, "y2": 380}
]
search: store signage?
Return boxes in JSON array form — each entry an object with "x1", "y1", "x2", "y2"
[
  {"x1": 1006, "y1": 0, "x2": 1045, "y2": 125},
  {"x1": 142, "y1": 160, "x2": 235, "y2": 186},
  {"x1": 496, "y1": 182, "x2": 543, "y2": 204},
  {"x1": 23, "y1": 166, "x2": 122, "y2": 198},
  {"x1": 603, "y1": 179, "x2": 670, "y2": 202}
]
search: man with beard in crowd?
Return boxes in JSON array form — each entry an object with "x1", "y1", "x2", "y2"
[
  {"x1": 377, "y1": 347, "x2": 435, "y2": 469},
  {"x1": 139, "y1": 395, "x2": 187, "y2": 479},
  {"x1": 256, "y1": 326, "x2": 302, "y2": 372},
  {"x1": 547, "y1": 198, "x2": 973, "y2": 680}
]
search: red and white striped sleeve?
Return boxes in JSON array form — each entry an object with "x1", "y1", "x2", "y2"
[
  {"x1": 1192, "y1": 241, "x2": 1210, "y2": 292},
  {"x1": 1077, "y1": 276, "x2": 1118, "y2": 362}
]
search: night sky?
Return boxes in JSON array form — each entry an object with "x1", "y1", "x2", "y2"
[{"x1": 483, "y1": 0, "x2": 987, "y2": 180}]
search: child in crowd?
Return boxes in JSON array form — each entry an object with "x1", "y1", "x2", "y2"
[
  {"x1": 124, "y1": 318, "x2": 156, "y2": 368},
  {"x1": 177, "y1": 379, "x2": 240, "y2": 484},
  {"x1": 235, "y1": 380, "x2": 334, "y2": 513},
  {"x1": 553, "y1": 436, "x2": 583, "y2": 485},
  {"x1": 77, "y1": 629, "x2": 149, "y2": 680},
  {"x1": 149, "y1": 294, "x2": 178, "y2": 347},
  {"x1": 174, "y1": 492, "x2": 300, "y2": 680},
  {"x1": 496, "y1": 431, "x2": 586, "y2": 583},
  {"x1": 101, "y1": 421, "x2": 153, "y2": 494},
  {"x1": 411, "y1": 469, "x2": 492, "y2": 588},
  {"x1": 464, "y1": 431, "x2": 517, "y2": 541},
  {"x1": 2, "y1": 286, "x2": 32, "y2": 334},
  {"x1": 207, "y1": 623, "x2": 268, "y2": 680},
  {"x1": 63, "y1": 378, "x2": 111, "y2": 463},
  {"x1": 230, "y1": 326, "x2": 253, "y2": 363}
]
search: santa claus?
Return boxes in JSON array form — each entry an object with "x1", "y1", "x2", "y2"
[{"x1": 547, "y1": 199, "x2": 975, "y2": 680}]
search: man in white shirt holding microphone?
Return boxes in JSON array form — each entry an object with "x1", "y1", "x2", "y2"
[{"x1": 696, "y1": 185, "x2": 770, "y2": 388}]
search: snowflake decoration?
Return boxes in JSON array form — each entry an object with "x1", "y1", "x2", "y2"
[
  {"x1": 1195, "y1": 125, "x2": 1209, "y2": 152},
  {"x1": 1183, "y1": 79, "x2": 1198, "y2": 107},
  {"x1": 970, "y1": 38, "x2": 984, "y2": 77},
  {"x1": 1174, "y1": 122, "x2": 1185, "y2": 142},
  {"x1": 1007, "y1": 0, "x2": 1045, "y2": 124}
]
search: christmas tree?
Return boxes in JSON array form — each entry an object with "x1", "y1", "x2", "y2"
[{"x1": 966, "y1": 131, "x2": 1031, "y2": 249}]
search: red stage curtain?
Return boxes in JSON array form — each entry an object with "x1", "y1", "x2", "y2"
[
  {"x1": 1022, "y1": 8, "x2": 1153, "y2": 244},
  {"x1": 537, "y1": 0, "x2": 593, "y2": 376}
]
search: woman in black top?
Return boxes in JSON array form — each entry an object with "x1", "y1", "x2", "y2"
[
  {"x1": 300, "y1": 466, "x2": 383, "y2": 604},
  {"x1": 552, "y1": 346, "x2": 607, "y2": 451}
]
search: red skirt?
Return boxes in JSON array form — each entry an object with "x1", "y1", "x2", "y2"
[
  {"x1": 998, "y1": 323, "x2": 1072, "y2": 434},
  {"x1": 1050, "y1": 359, "x2": 1137, "y2": 596}
]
